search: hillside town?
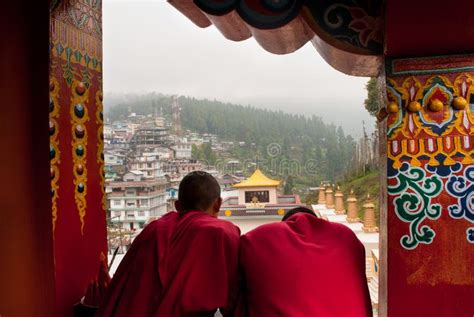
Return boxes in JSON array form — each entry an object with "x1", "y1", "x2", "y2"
[
  {"x1": 104, "y1": 96, "x2": 302, "y2": 234},
  {"x1": 106, "y1": 96, "x2": 225, "y2": 231}
]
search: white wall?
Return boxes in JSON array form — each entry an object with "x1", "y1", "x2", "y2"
[{"x1": 220, "y1": 217, "x2": 281, "y2": 234}]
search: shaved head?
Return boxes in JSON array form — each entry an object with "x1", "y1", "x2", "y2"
[
  {"x1": 178, "y1": 171, "x2": 221, "y2": 213},
  {"x1": 282, "y1": 207, "x2": 316, "y2": 221}
]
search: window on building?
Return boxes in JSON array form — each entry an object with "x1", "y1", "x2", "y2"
[
  {"x1": 126, "y1": 189, "x2": 135, "y2": 196},
  {"x1": 112, "y1": 200, "x2": 121, "y2": 206},
  {"x1": 138, "y1": 211, "x2": 145, "y2": 217},
  {"x1": 245, "y1": 191, "x2": 270, "y2": 203}
]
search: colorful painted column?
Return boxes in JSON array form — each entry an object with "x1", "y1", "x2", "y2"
[
  {"x1": 382, "y1": 55, "x2": 474, "y2": 316},
  {"x1": 50, "y1": 1, "x2": 107, "y2": 315}
]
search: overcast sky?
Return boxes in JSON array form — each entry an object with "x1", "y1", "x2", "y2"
[{"x1": 103, "y1": 0, "x2": 375, "y2": 137}]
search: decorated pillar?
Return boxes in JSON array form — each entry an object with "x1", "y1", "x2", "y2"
[
  {"x1": 346, "y1": 189, "x2": 360, "y2": 223},
  {"x1": 362, "y1": 194, "x2": 378, "y2": 233},
  {"x1": 325, "y1": 186, "x2": 335, "y2": 209},
  {"x1": 317, "y1": 183, "x2": 326, "y2": 204},
  {"x1": 50, "y1": 1, "x2": 107, "y2": 315},
  {"x1": 334, "y1": 186, "x2": 345, "y2": 214},
  {"x1": 383, "y1": 55, "x2": 474, "y2": 315}
]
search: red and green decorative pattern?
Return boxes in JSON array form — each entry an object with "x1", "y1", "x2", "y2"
[
  {"x1": 385, "y1": 55, "x2": 474, "y2": 317},
  {"x1": 388, "y1": 163, "x2": 442, "y2": 250},
  {"x1": 446, "y1": 165, "x2": 474, "y2": 243}
]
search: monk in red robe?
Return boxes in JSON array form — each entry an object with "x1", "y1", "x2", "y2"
[
  {"x1": 238, "y1": 207, "x2": 372, "y2": 317},
  {"x1": 97, "y1": 171, "x2": 240, "y2": 317}
]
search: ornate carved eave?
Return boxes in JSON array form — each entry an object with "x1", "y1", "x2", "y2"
[{"x1": 168, "y1": 0, "x2": 384, "y2": 76}]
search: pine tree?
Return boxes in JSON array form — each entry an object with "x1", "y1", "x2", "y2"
[
  {"x1": 364, "y1": 77, "x2": 380, "y2": 116},
  {"x1": 284, "y1": 176, "x2": 294, "y2": 195}
]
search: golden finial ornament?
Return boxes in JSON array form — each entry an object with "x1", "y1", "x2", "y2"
[
  {"x1": 318, "y1": 183, "x2": 326, "y2": 204},
  {"x1": 429, "y1": 99, "x2": 444, "y2": 112},
  {"x1": 407, "y1": 101, "x2": 421, "y2": 112},
  {"x1": 325, "y1": 186, "x2": 335, "y2": 209},
  {"x1": 452, "y1": 96, "x2": 468, "y2": 110},
  {"x1": 362, "y1": 193, "x2": 378, "y2": 233},
  {"x1": 334, "y1": 186, "x2": 345, "y2": 215},
  {"x1": 386, "y1": 101, "x2": 399, "y2": 113},
  {"x1": 346, "y1": 189, "x2": 359, "y2": 223}
]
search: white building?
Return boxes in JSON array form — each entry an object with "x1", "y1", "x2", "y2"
[
  {"x1": 170, "y1": 143, "x2": 192, "y2": 159},
  {"x1": 106, "y1": 171, "x2": 168, "y2": 231},
  {"x1": 104, "y1": 124, "x2": 113, "y2": 139},
  {"x1": 111, "y1": 128, "x2": 131, "y2": 142},
  {"x1": 138, "y1": 147, "x2": 172, "y2": 160},
  {"x1": 153, "y1": 147, "x2": 172, "y2": 160},
  {"x1": 188, "y1": 133, "x2": 204, "y2": 145},
  {"x1": 154, "y1": 116, "x2": 166, "y2": 128},
  {"x1": 162, "y1": 159, "x2": 202, "y2": 175},
  {"x1": 104, "y1": 152, "x2": 125, "y2": 166},
  {"x1": 129, "y1": 155, "x2": 163, "y2": 178},
  {"x1": 202, "y1": 133, "x2": 218, "y2": 144}
]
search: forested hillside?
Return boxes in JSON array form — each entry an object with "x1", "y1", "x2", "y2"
[{"x1": 106, "y1": 93, "x2": 357, "y2": 187}]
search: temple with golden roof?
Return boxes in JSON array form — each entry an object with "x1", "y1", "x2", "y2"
[{"x1": 219, "y1": 169, "x2": 303, "y2": 233}]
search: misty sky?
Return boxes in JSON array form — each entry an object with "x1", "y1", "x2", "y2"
[{"x1": 103, "y1": 0, "x2": 375, "y2": 137}]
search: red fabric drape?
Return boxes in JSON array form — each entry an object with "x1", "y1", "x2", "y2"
[
  {"x1": 97, "y1": 211, "x2": 240, "y2": 317},
  {"x1": 239, "y1": 213, "x2": 372, "y2": 317}
]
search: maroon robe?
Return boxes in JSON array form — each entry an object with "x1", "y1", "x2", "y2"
[
  {"x1": 97, "y1": 211, "x2": 240, "y2": 317},
  {"x1": 238, "y1": 213, "x2": 373, "y2": 317}
]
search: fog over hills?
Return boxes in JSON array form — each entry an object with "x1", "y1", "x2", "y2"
[{"x1": 103, "y1": 0, "x2": 376, "y2": 138}]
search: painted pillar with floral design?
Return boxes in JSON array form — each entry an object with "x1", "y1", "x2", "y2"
[
  {"x1": 382, "y1": 55, "x2": 474, "y2": 316},
  {"x1": 50, "y1": 0, "x2": 107, "y2": 315}
]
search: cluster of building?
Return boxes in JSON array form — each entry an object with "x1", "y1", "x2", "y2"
[
  {"x1": 105, "y1": 104, "x2": 208, "y2": 232},
  {"x1": 104, "y1": 98, "x2": 300, "y2": 236}
]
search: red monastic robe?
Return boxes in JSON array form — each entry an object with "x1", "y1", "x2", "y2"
[
  {"x1": 238, "y1": 213, "x2": 373, "y2": 317},
  {"x1": 97, "y1": 211, "x2": 240, "y2": 317}
]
